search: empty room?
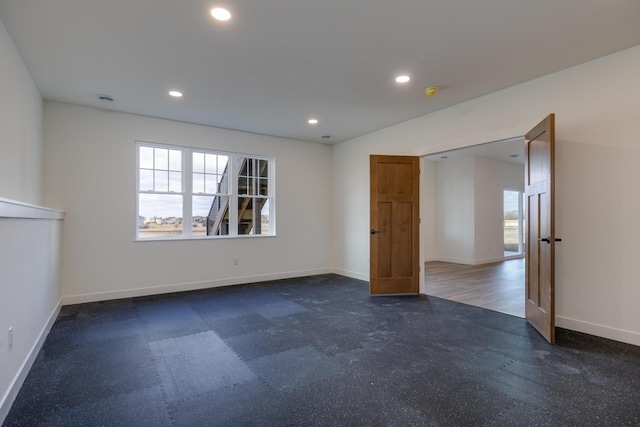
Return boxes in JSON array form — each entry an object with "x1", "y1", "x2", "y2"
[{"x1": 2, "y1": 1, "x2": 640, "y2": 426}]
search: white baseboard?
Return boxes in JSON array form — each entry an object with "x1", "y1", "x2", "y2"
[
  {"x1": 425, "y1": 256, "x2": 524, "y2": 266},
  {"x1": 431, "y1": 257, "x2": 475, "y2": 265},
  {"x1": 472, "y1": 255, "x2": 524, "y2": 265},
  {"x1": 502, "y1": 254, "x2": 525, "y2": 261},
  {"x1": 556, "y1": 315, "x2": 640, "y2": 347},
  {"x1": 0, "y1": 298, "x2": 62, "y2": 424},
  {"x1": 63, "y1": 268, "x2": 331, "y2": 305},
  {"x1": 330, "y1": 268, "x2": 369, "y2": 282}
]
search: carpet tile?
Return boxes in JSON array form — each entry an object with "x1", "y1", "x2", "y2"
[
  {"x1": 149, "y1": 331, "x2": 256, "y2": 402},
  {"x1": 4, "y1": 274, "x2": 640, "y2": 426}
]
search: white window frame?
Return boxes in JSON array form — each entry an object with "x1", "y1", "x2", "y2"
[{"x1": 135, "y1": 140, "x2": 276, "y2": 241}]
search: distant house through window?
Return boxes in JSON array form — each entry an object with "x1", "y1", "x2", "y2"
[{"x1": 136, "y1": 141, "x2": 274, "y2": 240}]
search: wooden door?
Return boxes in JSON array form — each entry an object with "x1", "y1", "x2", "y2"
[
  {"x1": 370, "y1": 155, "x2": 420, "y2": 295},
  {"x1": 525, "y1": 114, "x2": 556, "y2": 343}
]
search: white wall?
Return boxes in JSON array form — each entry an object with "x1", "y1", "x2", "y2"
[
  {"x1": 421, "y1": 159, "x2": 437, "y2": 261},
  {"x1": 0, "y1": 18, "x2": 62, "y2": 423},
  {"x1": 331, "y1": 45, "x2": 640, "y2": 346},
  {"x1": 43, "y1": 102, "x2": 332, "y2": 302},
  {"x1": 0, "y1": 203, "x2": 63, "y2": 423},
  {"x1": 0, "y1": 18, "x2": 42, "y2": 205},
  {"x1": 555, "y1": 139, "x2": 640, "y2": 345},
  {"x1": 474, "y1": 156, "x2": 524, "y2": 263},
  {"x1": 423, "y1": 156, "x2": 524, "y2": 265},
  {"x1": 330, "y1": 141, "x2": 370, "y2": 280},
  {"x1": 434, "y1": 157, "x2": 475, "y2": 264}
]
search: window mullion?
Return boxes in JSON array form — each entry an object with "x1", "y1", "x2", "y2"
[
  {"x1": 152, "y1": 148, "x2": 156, "y2": 191},
  {"x1": 229, "y1": 154, "x2": 238, "y2": 237},
  {"x1": 183, "y1": 147, "x2": 192, "y2": 238},
  {"x1": 253, "y1": 158, "x2": 258, "y2": 232},
  {"x1": 135, "y1": 142, "x2": 141, "y2": 239},
  {"x1": 269, "y1": 160, "x2": 275, "y2": 235}
]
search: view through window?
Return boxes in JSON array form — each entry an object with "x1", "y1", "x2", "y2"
[
  {"x1": 503, "y1": 190, "x2": 525, "y2": 256},
  {"x1": 137, "y1": 142, "x2": 274, "y2": 240}
]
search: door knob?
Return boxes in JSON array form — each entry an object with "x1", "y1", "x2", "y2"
[
  {"x1": 538, "y1": 236, "x2": 562, "y2": 244},
  {"x1": 370, "y1": 229, "x2": 381, "y2": 235}
]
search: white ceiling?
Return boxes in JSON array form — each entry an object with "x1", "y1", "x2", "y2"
[
  {"x1": 423, "y1": 137, "x2": 525, "y2": 165},
  {"x1": 1, "y1": 1, "x2": 639, "y2": 144}
]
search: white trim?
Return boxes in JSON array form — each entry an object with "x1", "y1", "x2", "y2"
[
  {"x1": 431, "y1": 256, "x2": 476, "y2": 265},
  {"x1": 0, "y1": 198, "x2": 64, "y2": 220},
  {"x1": 420, "y1": 135, "x2": 526, "y2": 158},
  {"x1": 0, "y1": 299, "x2": 62, "y2": 424},
  {"x1": 63, "y1": 269, "x2": 331, "y2": 305},
  {"x1": 425, "y1": 256, "x2": 524, "y2": 266},
  {"x1": 134, "y1": 234, "x2": 278, "y2": 243},
  {"x1": 501, "y1": 254, "x2": 525, "y2": 261},
  {"x1": 183, "y1": 144, "x2": 193, "y2": 238},
  {"x1": 269, "y1": 159, "x2": 276, "y2": 235},
  {"x1": 473, "y1": 255, "x2": 524, "y2": 265},
  {"x1": 556, "y1": 316, "x2": 640, "y2": 347},
  {"x1": 330, "y1": 268, "x2": 369, "y2": 282}
]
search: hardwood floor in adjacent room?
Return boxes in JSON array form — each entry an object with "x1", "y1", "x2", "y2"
[{"x1": 425, "y1": 259, "x2": 525, "y2": 317}]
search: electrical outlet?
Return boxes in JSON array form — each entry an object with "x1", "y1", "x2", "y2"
[
  {"x1": 8, "y1": 327, "x2": 13, "y2": 349},
  {"x1": 233, "y1": 257, "x2": 239, "y2": 265}
]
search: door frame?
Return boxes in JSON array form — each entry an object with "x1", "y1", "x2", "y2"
[{"x1": 418, "y1": 135, "x2": 527, "y2": 296}]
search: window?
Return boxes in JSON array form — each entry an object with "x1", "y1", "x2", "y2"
[
  {"x1": 503, "y1": 189, "x2": 524, "y2": 256},
  {"x1": 237, "y1": 157, "x2": 271, "y2": 235},
  {"x1": 137, "y1": 141, "x2": 274, "y2": 240}
]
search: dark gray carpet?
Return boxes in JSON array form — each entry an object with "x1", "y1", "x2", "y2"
[{"x1": 3, "y1": 274, "x2": 640, "y2": 426}]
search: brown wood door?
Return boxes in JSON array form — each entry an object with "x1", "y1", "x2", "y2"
[
  {"x1": 370, "y1": 155, "x2": 419, "y2": 295},
  {"x1": 525, "y1": 114, "x2": 556, "y2": 343}
]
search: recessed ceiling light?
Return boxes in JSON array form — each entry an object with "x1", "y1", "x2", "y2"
[
  {"x1": 211, "y1": 7, "x2": 231, "y2": 21},
  {"x1": 169, "y1": 91, "x2": 183, "y2": 98},
  {"x1": 308, "y1": 119, "x2": 319, "y2": 125},
  {"x1": 395, "y1": 75, "x2": 411, "y2": 84}
]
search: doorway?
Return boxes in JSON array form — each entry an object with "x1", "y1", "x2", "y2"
[
  {"x1": 422, "y1": 138, "x2": 526, "y2": 317},
  {"x1": 503, "y1": 189, "x2": 525, "y2": 257}
]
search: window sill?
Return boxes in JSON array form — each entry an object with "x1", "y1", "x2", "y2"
[{"x1": 134, "y1": 234, "x2": 277, "y2": 242}]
